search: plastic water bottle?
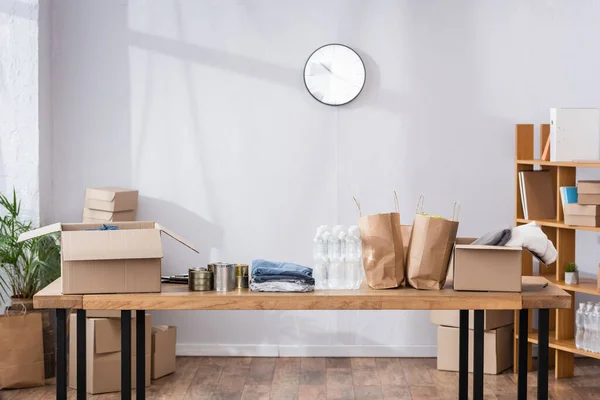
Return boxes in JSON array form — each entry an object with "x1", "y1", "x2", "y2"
[
  {"x1": 584, "y1": 302, "x2": 594, "y2": 351},
  {"x1": 592, "y1": 304, "x2": 600, "y2": 353},
  {"x1": 345, "y1": 225, "x2": 363, "y2": 289},
  {"x1": 312, "y1": 226, "x2": 329, "y2": 290},
  {"x1": 328, "y1": 225, "x2": 345, "y2": 289},
  {"x1": 576, "y1": 302, "x2": 586, "y2": 350}
]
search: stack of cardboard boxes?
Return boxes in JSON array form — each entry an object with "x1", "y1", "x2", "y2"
[
  {"x1": 68, "y1": 312, "x2": 177, "y2": 394},
  {"x1": 564, "y1": 181, "x2": 600, "y2": 227},
  {"x1": 83, "y1": 187, "x2": 138, "y2": 223},
  {"x1": 432, "y1": 310, "x2": 514, "y2": 374}
]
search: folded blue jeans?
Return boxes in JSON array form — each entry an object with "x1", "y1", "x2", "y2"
[{"x1": 251, "y1": 259, "x2": 313, "y2": 280}]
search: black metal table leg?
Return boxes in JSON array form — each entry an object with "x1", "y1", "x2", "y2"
[
  {"x1": 76, "y1": 309, "x2": 86, "y2": 400},
  {"x1": 473, "y1": 310, "x2": 484, "y2": 400},
  {"x1": 136, "y1": 310, "x2": 146, "y2": 399},
  {"x1": 458, "y1": 310, "x2": 469, "y2": 400},
  {"x1": 56, "y1": 309, "x2": 67, "y2": 400},
  {"x1": 538, "y1": 309, "x2": 549, "y2": 400},
  {"x1": 122, "y1": 310, "x2": 132, "y2": 400},
  {"x1": 518, "y1": 309, "x2": 528, "y2": 400}
]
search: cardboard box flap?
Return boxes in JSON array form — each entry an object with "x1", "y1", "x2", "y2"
[
  {"x1": 86, "y1": 188, "x2": 118, "y2": 202},
  {"x1": 155, "y1": 223, "x2": 199, "y2": 254},
  {"x1": 62, "y1": 230, "x2": 163, "y2": 261},
  {"x1": 17, "y1": 223, "x2": 62, "y2": 242}
]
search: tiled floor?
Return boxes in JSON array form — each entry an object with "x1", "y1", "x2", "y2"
[{"x1": 3, "y1": 357, "x2": 600, "y2": 399}]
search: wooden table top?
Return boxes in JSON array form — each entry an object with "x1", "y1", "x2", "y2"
[{"x1": 33, "y1": 276, "x2": 571, "y2": 311}]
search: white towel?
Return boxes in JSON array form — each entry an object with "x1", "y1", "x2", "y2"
[{"x1": 505, "y1": 221, "x2": 557, "y2": 265}]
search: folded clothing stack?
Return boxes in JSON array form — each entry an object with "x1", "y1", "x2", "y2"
[{"x1": 250, "y1": 259, "x2": 315, "y2": 292}]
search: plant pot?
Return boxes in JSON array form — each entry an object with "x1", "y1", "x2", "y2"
[
  {"x1": 7, "y1": 297, "x2": 55, "y2": 379},
  {"x1": 565, "y1": 272, "x2": 579, "y2": 285}
]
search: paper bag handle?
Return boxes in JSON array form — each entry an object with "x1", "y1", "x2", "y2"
[
  {"x1": 353, "y1": 197, "x2": 361, "y2": 216},
  {"x1": 415, "y1": 193, "x2": 424, "y2": 214},
  {"x1": 452, "y1": 201, "x2": 461, "y2": 221},
  {"x1": 393, "y1": 191, "x2": 399, "y2": 213}
]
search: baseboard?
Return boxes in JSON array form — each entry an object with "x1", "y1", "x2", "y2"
[{"x1": 176, "y1": 343, "x2": 437, "y2": 358}]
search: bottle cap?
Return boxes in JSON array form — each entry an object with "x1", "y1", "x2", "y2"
[{"x1": 349, "y1": 225, "x2": 360, "y2": 238}]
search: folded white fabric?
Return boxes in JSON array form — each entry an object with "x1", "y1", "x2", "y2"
[
  {"x1": 249, "y1": 280, "x2": 314, "y2": 292},
  {"x1": 505, "y1": 221, "x2": 557, "y2": 265}
]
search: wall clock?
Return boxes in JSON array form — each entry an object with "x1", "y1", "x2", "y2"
[{"x1": 303, "y1": 44, "x2": 366, "y2": 106}]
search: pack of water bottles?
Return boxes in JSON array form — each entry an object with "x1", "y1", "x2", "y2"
[
  {"x1": 576, "y1": 301, "x2": 600, "y2": 353},
  {"x1": 312, "y1": 225, "x2": 363, "y2": 290}
]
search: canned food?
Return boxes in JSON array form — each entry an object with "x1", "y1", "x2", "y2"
[
  {"x1": 235, "y1": 264, "x2": 249, "y2": 289},
  {"x1": 214, "y1": 263, "x2": 236, "y2": 292},
  {"x1": 188, "y1": 267, "x2": 213, "y2": 291}
]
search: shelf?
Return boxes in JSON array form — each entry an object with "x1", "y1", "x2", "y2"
[
  {"x1": 515, "y1": 218, "x2": 600, "y2": 233},
  {"x1": 517, "y1": 330, "x2": 600, "y2": 360},
  {"x1": 544, "y1": 276, "x2": 600, "y2": 296},
  {"x1": 517, "y1": 159, "x2": 600, "y2": 168}
]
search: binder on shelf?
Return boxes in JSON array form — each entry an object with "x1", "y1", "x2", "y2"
[
  {"x1": 518, "y1": 170, "x2": 556, "y2": 220},
  {"x1": 560, "y1": 186, "x2": 578, "y2": 209}
]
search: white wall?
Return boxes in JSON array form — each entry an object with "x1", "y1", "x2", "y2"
[{"x1": 49, "y1": 0, "x2": 600, "y2": 356}]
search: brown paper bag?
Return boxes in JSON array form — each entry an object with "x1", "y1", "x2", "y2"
[
  {"x1": 0, "y1": 309, "x2": 45, "y2": 389},
  {"x1": 407, "y1": 196, "x2": 460, "y2": 290},
  {"x1": 355, "y1": 193, "x2": 405, "y2": 289}
]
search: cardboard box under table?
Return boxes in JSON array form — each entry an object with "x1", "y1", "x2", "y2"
[
  {"x1": 151, "y1": 326, "x2": 176, "y2": 379},
  {"x1": 564, "y1": 204, "x2": 600, "y2": 227},
  {"x1": 577, "y1": 181, "x2": 600, "y2": 205},
  {"x1": 69, "y1": 314, "x2": 151, "y2": 394},
  {"x1": 18, "y1": 221, "x2": 199, "y2": 294},
  {"x1": 430, "y1": 310, "x2": 513, "y2": 331},
  {"x1": 83, "y1": 187, "x2": 138, "y2": 223},
  {"x1": 437, "y1": 325, "x2": 513, "y2": 375}
]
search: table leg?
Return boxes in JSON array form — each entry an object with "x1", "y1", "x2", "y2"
[
  {"x1": 136, "y1": 310, "x2": 146, "y2": 400},
  {"x1": 56, "y1": 309, "x2": 67, "y2": 400},
  {"x1": 518, "y1": 309, "x2": 528, "y2": 400},
  {"x1": 76, "y1": 309, "x2": 86, "y2": 400},
  {"x1": 473, "y1": 310, "x2": 484, "y2": 400},
  {"x1": 538, "y1": 309, "x2": 549, "y2": 400},
  {"x1": 122, "y1": 310, "x2": 132, "y2": 400},
  {"x1": 458, "y1": 310, "x2": 468, "y2": 400}
]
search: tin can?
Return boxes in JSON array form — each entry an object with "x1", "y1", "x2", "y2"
[
  {"x1": 235, "y1": 264, "x2": 249, "y2": 289},
  {"x1": 188, "y1": 267, "x2": 213, "y2": 291},
  {"x1": 214, "y1": 263, "x2": 236, "y2": 292}
]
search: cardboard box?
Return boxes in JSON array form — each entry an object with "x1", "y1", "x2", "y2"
[
  {"x1": 18, "y1": 221, "x2": 198, "y2": 294},
  {"x1": 86, "y1": 310, "x2": 133, "y2": 318},
  {"x1": 69, "y1": 314, "x2": 151, "y2": 394},
  {"x1": 453, "y1": 241, "x2": 526, "y2": 292},
  {"x1": 437, "y1": 325, "x2": 513, "y2": 375},
  {"x1": 151, "y1": 326, "x2": 176, "y2": 379},
  {"x1": 430, "y1": 310, "x2": 514, "y2": 331},
  {"x1": 577, "y1": 181, "x2": 600, "y2": 205},
  {"x1": 84, "y1": 187, "x2": 138, "y2": 212},
  {"x1": 83, "y1": 208, "x2": 137, "y2": 223},
  {"x1": 564, "y1": 204, "x2": 600, "y2": 227}
]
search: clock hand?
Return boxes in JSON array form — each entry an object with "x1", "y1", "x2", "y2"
[{"x1": 319, "y1": 62, "x2": 332, "y2": 74}]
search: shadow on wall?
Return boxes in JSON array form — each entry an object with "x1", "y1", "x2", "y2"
[{"x1": 136, "y1": 195, "x2": 223, "y2": 272}]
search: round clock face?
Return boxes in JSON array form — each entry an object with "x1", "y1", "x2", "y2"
[{"x1": 303, "y1": 44, "x2": 366, "y2": 106}]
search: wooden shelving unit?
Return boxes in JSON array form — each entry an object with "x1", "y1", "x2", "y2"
[{"x1": 514, "y1": 124, "x2": 600, "y2": 379}]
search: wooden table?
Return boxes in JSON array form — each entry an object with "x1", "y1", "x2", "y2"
[{"x1": 34, "y1": 276, "x2": 570, "y2": 400}]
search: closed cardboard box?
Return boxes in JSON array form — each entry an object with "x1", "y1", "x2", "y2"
[
  {"x1": 151, "y1": 326, "x2": 176, "y2": 379},
  {"x1": 69, "y1": 314, "x2": 151, "y2": 394},
  {"x1": 430, "y1": 310, "x2": 513, "y2": 331},
  {"x1": 564, "y1": 203, "x2": 600, "y2": 227},
  {"x1": 437, "y1": 325, "x2": 513, "y2": 375},
  {"x1": 453, "y1": 244, "x2": 523, "y2": 292},
  {"x1": 18, "y1": 221, "x2": 198, "y2": 294},
  {"x1": 83, "y1": 208, "x2": 137, "y2": 223},
  {"x1": 84, "y1": 187, "x2": 138, "y2": 212},
  {"x1": 577, "y1": 181, "x2": 600, "y2": 205}
]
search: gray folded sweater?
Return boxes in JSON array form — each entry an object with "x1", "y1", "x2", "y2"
[{"x1": 472, "y1": 229, "x2": 512, "y2": 246}]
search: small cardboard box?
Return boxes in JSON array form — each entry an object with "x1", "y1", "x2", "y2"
[
  {"x1": 18, "y1": 221, "x2": 198, "y2": 294},
  {"x1": 85, "y1": 187, "x2": 138, "y2": 212},
  {"x1": 437, "y1": 325, "x2": 513, "y2": 375},
  {"x1": 453, "y1": 239, "x2": 526, "y2": 292},
  {"x1": 577, "y1": 181, "x2": 600, "y2": 205},
  {"x1": 83, "y1": 208, "x2": 137, "y2": 223},
  {"x1": 69, "y1": 314, "x2": 151, "y2": 394},
  {"x1": 151, "y1": 326, "x2": 176, "y2": 379},
  {"x1": 430, "y1": 310, "x2": 514, "y2": 331},
  {"x1": 86, "y1": 310, "x2": 134, "y2": 318},
  {"x1": 564, "y1": 204, "x2": 600, "y2": 227}
]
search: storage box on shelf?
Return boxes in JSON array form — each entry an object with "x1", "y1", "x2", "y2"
[{"x1": 514, "y1": 124, "x2": 600, "y2": 378}]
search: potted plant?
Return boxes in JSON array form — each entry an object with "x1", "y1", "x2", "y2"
[
  {"x1": 0, "y1": 189, "x2": 60, "y2": 378},
  {"x1": 565, "y1": 262, "x2": 579, "y2": 285}
]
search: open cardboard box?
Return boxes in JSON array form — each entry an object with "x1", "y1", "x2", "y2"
[
  {"x1": 18, "y1": 221, "x2": 199, "y2": 294},
  {"x1": 452, "y1": 238, "x2": 545, "y2": 292}
]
